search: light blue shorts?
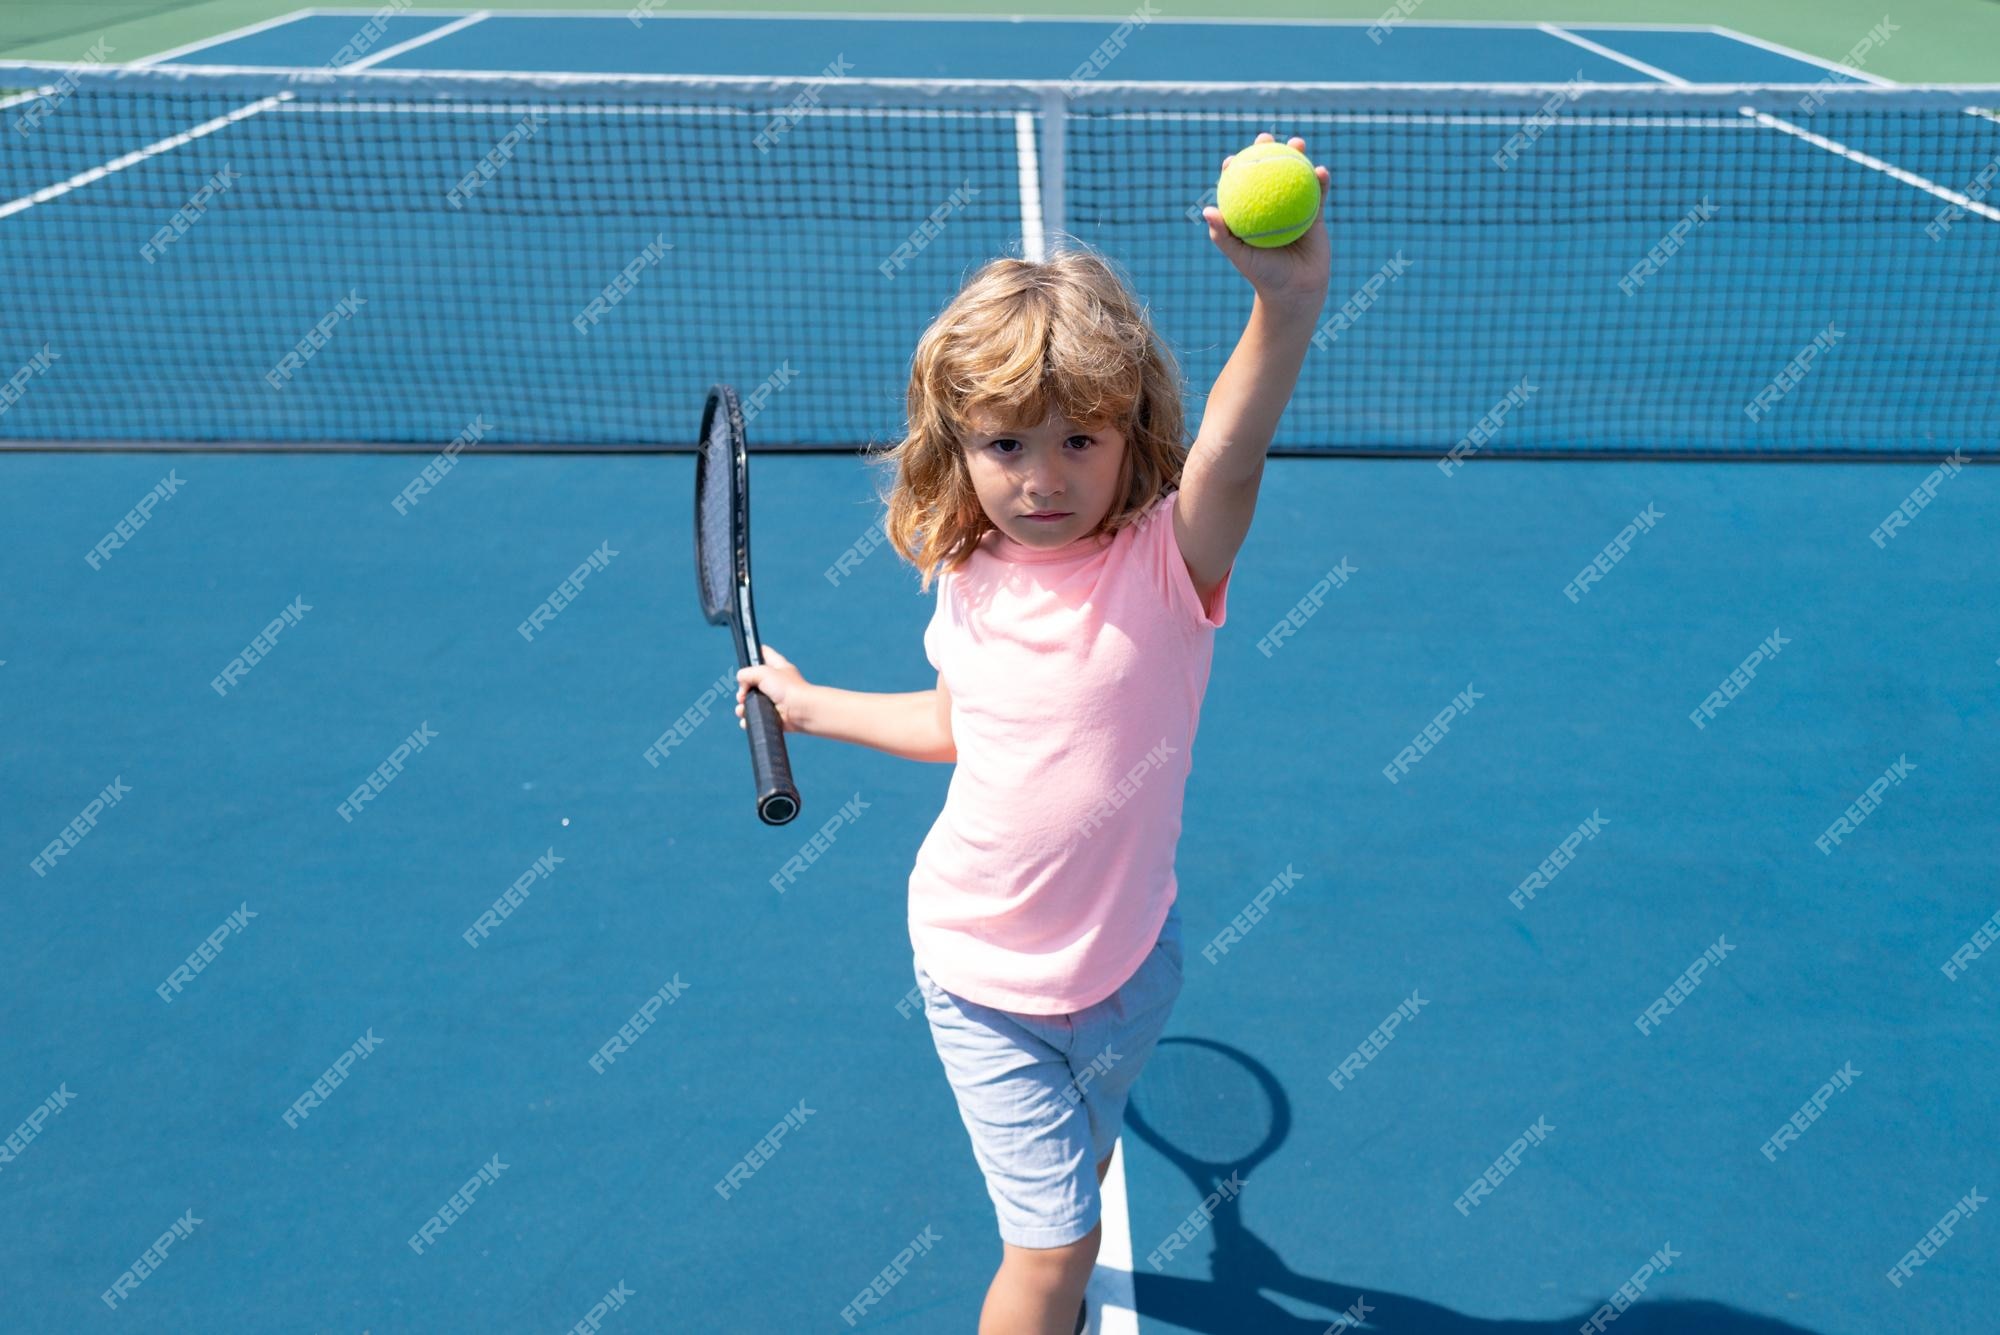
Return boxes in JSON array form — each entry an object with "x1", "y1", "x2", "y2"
[{"x1": 914, "y1": 907, "x2": 1184, "y2": 1249}]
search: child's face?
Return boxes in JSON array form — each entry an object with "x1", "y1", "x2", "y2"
[{"x1": 960, "y1": 408, "x2": 1128, "y2": 551}]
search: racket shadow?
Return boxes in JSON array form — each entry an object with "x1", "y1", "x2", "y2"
[{"x1": 1124, "y1": 1038, "x2": 1826, "y2": 1335}]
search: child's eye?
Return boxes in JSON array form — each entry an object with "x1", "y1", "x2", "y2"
[{"x1": 985, "y1": 436, "x2": 1094, "y2": 454}]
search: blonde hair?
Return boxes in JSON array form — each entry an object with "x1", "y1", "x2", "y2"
[{"x1": 867, "y1": 245, "x2": 1188, "y2": 593}]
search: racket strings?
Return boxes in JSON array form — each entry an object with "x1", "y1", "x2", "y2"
[{"x1": 695, "y1": 423, "x2": 738, "y2": 619}]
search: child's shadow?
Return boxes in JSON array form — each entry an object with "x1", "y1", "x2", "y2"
[{"x1": 1122, "y1": 1038, "x2": 1822, "y2": 1335}]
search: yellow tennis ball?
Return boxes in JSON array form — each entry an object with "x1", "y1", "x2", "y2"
[{"x1": 1216, "y1": 141, "x2": 1320, "y2": 248}]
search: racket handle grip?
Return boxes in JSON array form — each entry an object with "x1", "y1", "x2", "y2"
[{"x1": 743, "y1": 687, "x2": 801, "y2": 825}]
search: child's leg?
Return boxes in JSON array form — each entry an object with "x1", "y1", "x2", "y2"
[
  {"x1": 978, "y1": 1122, "x2": 1120, "y2": 1332},
  {"x1": 979, "y1": 1220, "x2": 1101, "y2": 1335},
  {"x1": 916, "y1": 907, "x2": 1182, "y2": 1333}
]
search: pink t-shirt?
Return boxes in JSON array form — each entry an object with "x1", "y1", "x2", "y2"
[{"x1": 908, "y1": 488, "x2": 1232, "y2": 1014}]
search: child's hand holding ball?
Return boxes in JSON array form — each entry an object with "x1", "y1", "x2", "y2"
[{"x1": 1202, "y1": 133, "x2": 1333, "y2": 311}]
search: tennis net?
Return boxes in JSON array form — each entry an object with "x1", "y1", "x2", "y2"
[{"x1": 1, "y1": 62, "x2": 1996, "y2": 456}]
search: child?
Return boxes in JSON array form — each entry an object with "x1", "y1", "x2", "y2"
[{"x1": 736, "y1": 134, "x2": 1331, "y2": 1334}]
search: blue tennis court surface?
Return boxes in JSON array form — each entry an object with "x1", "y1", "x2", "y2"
[
  {"x1": 5, "y1": 447, "x2": 1997, "y2": 1331},
  {"x1": 3, "y1": 8, "x2": 1998, "y2": 1333},
  {"x1": 157, "y1": 11, "x2": 1857, "y2": 84}
]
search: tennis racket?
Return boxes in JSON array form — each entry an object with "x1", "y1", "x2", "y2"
[{"x1": 695, "y1": 383, "x2": 800, "y2": 826}]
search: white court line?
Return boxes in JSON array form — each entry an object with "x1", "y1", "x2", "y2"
[
  {"x1": 136, "y1": 8, "x2": 323, "y2": 66},
  {"x1": 1084, "y1": 1138, "x2": 1139, "y2": 1335},
  {"x1": 341, "y1": 9, "x2": 490, "y2": 70},
  {"x1": 1539, "y1": 23, "x2": 1692, "y2": 88},
  {"x1": 1015, "y1": 109, "x2": 1045, "y2": 262},
  {"x1": 1, "y1": 84, "x2": 54, "y2": 112},
  {"x1": 1743, "y1": 106, "x2": 2000, "y2": 222},
  {"x1": 0, "y1": 93, "x2": 292, "y2": 220},
  {"x1": 1707, "y1": 25, "x2": 1898, "y2": 86}
]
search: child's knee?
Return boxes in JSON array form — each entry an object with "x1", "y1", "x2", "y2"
[
  {"x1": 1009, "y1": 1225, "x2": 1101, "y2": 1283},
  {"x1": 1057, "y1": 1222, "x2": 1103, "y2": 1278}
]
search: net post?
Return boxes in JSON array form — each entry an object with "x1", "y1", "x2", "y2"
[{"x1": 1038, "y1": 85, "x2": 1068, "y2": 256}]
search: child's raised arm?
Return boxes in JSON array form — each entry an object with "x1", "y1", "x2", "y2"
[{"x1": 1177, "y1": 133, "x2": 1333, "y2": 600}]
